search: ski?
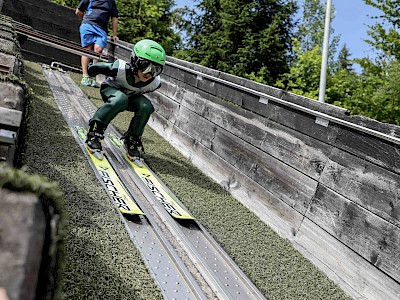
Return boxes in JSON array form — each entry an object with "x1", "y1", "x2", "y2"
[
  {"x1": 107, "y1": 132, "x2": 195, "y2": 220},
  {"x1": 75, "y1": 126, "x2": 144, "y2": 215}
]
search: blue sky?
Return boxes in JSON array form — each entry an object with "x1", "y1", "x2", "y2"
[
  {"x1": 174, "y1": 0, "x2": 381, "y2": 60},
  {"x1": 330, "y1": 0, "x2": 380, "y2": 59}
]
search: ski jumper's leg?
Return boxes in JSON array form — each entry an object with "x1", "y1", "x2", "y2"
[
  {"x1": 125, "y1": 94, "x2": 155, "y2": 137},
  {"x1": 91, "y1": 87, "x2": 130, "y2": 125}
]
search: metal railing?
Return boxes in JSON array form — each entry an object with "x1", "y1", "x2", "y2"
[
  {"x1": 16, "y1": 26, "x2": 400, "y2": 145},
  {"x1": 108, "y1": 40, "x2": 400, "y2": 145},
  {"x1": 13, "y1": 21, "x2": 109, "y2": 62}
]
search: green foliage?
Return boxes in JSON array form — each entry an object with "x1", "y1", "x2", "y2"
[
  {"x1": 276, "y1": 39, "x2": 321, "y2": 100},
  {"x1": 333, "y1": 59, "x2": 400, "y2": 125},
  {"x1": 325, "y1": 45, "x2": 357, "y2": 103},
  {"x1": 326, "y1": 65, "x2": 358, "y2": 103},
  {"x1": 175, "y1": 0, "x2": 298, "y2": 85},
  {"x1": 116, "y1": 0, "x2": 180, "y2": 54},
  {"x1": 336, "y1": 44, "x2": 354, "y2": 72},
  {"x1": 0, "y1": 163, "x2": 64, "y2": 207},
  {"x1": 296, "y1": 0, "x2": 339, "y2": 65},
  {"x1": 325, "y1": 0, "x2": 400, "y2": 125},
  {"x1": 277, "y1": 0, "x2": 400, "y2": 125},
  {"x1": 51, "y1": 0, "x2": 180, "y2": 55},
  {"x1": 277, "y1": 0, "x2": 342, "y2": 101},
  {"x1": 50, "y1": 0, "x2": 80, "y2": 8},
  {"x1": 365, "y1": 0, "x2": 400, "y2": 60},
  {"x1": 298, "y1": 0, "x2": 338, "y2": 52},
  {"x1": 50, "y1": 0, "x2": 400, "y2": 125}
]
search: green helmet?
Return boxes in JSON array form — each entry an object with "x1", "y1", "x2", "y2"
[{"x1": 131, "y1": 39, "x2": 166, "y2": 77}]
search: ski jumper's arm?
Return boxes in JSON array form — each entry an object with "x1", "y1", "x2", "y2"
[{"x1": 88, "y1": 60, "x2": 119, "y2": 77}]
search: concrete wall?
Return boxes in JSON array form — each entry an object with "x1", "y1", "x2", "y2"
[
  {"x1": 0, "y1": 15, "x2": 59, "y2": 300},
  {"x1": 0, "y1": 14, "x2": 24, "y2": 164},
  {"x1": 108, "y1": 44, "x2": 400, "y2": 300},
  {"x1": 0, "y1": 190, "x2": 47, "y2": 300}
]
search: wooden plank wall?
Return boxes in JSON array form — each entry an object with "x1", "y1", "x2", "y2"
[
  {"x1": 1, "y1": 0, "x2": 81, "y2": 66},
  {"x1": 2, "y1": 0, "x2": 80, "y2": 42},
  {"x1": 114, "y1": 43, "x2": 400, "y2": 300}
]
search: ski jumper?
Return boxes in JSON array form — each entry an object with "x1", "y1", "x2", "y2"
[{"x1": 87, "y1": 59, "x2": 160, "y2": 137}]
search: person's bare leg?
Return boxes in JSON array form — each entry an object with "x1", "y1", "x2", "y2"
[
  {"x1": 92, "y1": 44, "x2": 103, "y2": 64},
  {"x1": 91, "y1": 44, "x2": 103, "y2": 86},
  {"x1": 81, "y1": 44, "x2": 94, "y2": 76}
]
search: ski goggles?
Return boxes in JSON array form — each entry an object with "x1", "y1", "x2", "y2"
[{"x1": 131, "y1": 56, "x2": 163, "y2": 77}]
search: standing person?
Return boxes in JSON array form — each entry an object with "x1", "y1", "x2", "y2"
[
  {"x1": 85, "y1": 39, "x2": 166, "y2": 163},
  {"x1": 75, "y1": 0, "x2": 118, "y2": 87}
]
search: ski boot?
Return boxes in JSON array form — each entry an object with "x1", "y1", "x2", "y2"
[
  {"x1": 124, "y1": 135, "x2": 144, "y2": 167},
  {"x1": 85, "y1": 120, "x2": 106, "y2": 160}
]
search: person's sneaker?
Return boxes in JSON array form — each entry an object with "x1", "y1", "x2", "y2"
[
  {"x1": 81, "y1": 75, "x2": 91, "y2": 86},
  {"x1": 90, "y1": 77, "x2": 99, "y2": 88}
]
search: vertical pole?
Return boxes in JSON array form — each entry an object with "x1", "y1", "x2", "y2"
[{"x1": 318, "y1": 0, "x2": 332, "y2": 103}]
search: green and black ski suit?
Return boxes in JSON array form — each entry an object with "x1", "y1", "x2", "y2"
[{"x1": 87, "y1": 59, "x2": 160, "y2": 137}]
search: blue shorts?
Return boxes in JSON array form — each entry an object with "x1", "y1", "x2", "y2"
[{"x1": 79, "y1": 23, "x2": 108, "y2": 49}]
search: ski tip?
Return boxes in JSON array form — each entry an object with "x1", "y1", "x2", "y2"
[
  {"x1": 93, "y1": 152, "x2": 104, "y2": 160},
  {"x1": 87, "y1": 147, "x2": 104, "y2": 160},
  {"x1": 127, "y1": 154, "x2": 144, "y2": 167},
  {"x1": 132, "y1": 159, "x2": 144, "y2": 168}
]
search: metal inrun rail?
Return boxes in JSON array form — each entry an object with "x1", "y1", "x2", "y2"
[
  {"x1": 61, "y1": 68, "x2": 267, "y2": 300},
  {"x1": 44, "y1": 66, "x2": 267, "y2": 300},
  {"x1": 42, "y1": 66, "x2": 207, "y2": 300}
]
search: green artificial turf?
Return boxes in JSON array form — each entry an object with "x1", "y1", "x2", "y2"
[
  {"x1": 21, "y1": 61, "x2": 162, "y2": 300},
  {"x1": 67, "y1": 71, "x2": 352, "y2": 300}
]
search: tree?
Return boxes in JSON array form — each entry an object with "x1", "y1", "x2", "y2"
[
  {"x1": 276, "y1": 38, "x2": 321, "y2": 99},
  {"x1": 175, "y1": 0, "x2": 298, "y2": 85},
  {"x1": 51, "y1": 0, "x2": 180, "y2": 55},
  {"x1": 333, "y1": 59, "x2": 400, "y2": 125},
  {"x1": 297, "y1": 0, "x2": 324, "y2": 52},
  {"x1": 116, "y1": 0, "x2": 180, "y2": 54},
  {"x1": 329, "y1": 0, "x2": 400, "y2": 125},
  {"x1": 51, "y1": 0, "x2": 80, "y2": 7},
  {"x1": 297, "y1": 0, "x2": 339, "y2": 64},
  {"x1": 364, "y1": 0, "x2": 400, "y2": 60},
  {"x1": 276, "y1": 0, "x2": 340, "y2": 100},
  {"x1": 336, "y1": 44, "x2": 354, "y2": 72}
]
